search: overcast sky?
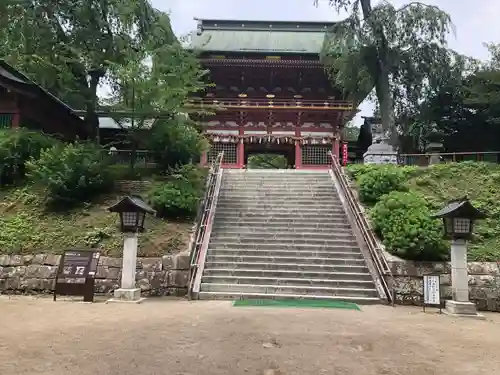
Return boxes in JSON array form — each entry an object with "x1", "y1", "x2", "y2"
[{"x1": 153, "y1": 0, "x2": 499, "y2": 126}]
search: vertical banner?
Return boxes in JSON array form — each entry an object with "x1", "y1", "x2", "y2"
[{"x1": 342, "y1": 142, "x2": 348, "y2": 166}]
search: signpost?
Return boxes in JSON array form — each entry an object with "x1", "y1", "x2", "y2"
[
  {"x1": 53, "y1": 250, "x2": 101, "y2": 302},
  {"x1": 423, "y1": 274, "x2": 442, "y2": 313},
  {"x1": 341, "y1": 142, "x2": 348, "y2": 166}
]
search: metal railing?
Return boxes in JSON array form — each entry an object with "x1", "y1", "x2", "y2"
[
  {"x1": 329, "y1": 152, "x2": 394, "y2": 304},
  {"x1": 188, "y1": 151, "x2": 224, "y2": 299},
  {"x1": 104, "y1": 149, "x2": 156, "y2": 168},
  {"x1": 399, "y1": 151, "x2": 500, "y2": 166}
]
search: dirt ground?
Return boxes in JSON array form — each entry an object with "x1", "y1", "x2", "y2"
[{"x1": 1, "y1": 297, "x2": 499, "y2": 375}]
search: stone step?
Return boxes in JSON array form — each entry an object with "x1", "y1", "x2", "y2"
[
  {"x1": 200, "y1": 283, "x2": 379, "y2": 298},
  {"x1": 208, "y1": 241, "x2": 359, "y2": 251},
  {"x1": 205, "y1": 254, "x2": 365, "y2": 265},
  {"x1": 198, "y1": 291, "x2": 380, "y2": 303},
  {"x1": 212, "y1": 220, "x2": 352, "y2": 228},
  {"x1": 203, "y1": 268, "x2": 374, "y2": 281},
  {"x1": 201, "y1": 275, "x2": 374, "y2": 289},
  {"x1": 207, "y1": 249, "x2": 363, "y2": 259},
  {"x1": 213, "y1": 213, "x2": 347, "y2": 221},
  {"x1": 216, "y1": 203, "x2": 345, "y2": 211},
  {"x1": 204, "y1": 261, "x2": 369, "y2": 273},
  {"x1": 209, "y1": 237, "x2": 357, "y2": 247},
  {"x1": 218, "y1": 193, "x2": 338, "y2": 198},
  {"x1": 210, "y1": 229, "x2": 354, "y2": 238},
  {"x1": 215, "y1": 208, "x2": 346, "y2": 215},
  {"x1": 217, "y1": 198, "x2": 342, "y2": 204}
]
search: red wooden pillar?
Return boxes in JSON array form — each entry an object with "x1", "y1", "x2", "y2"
[
  {"x1": 294, "y1": 126, "x2": 302, "y2": 169},
  {"x1": 333, "y1": 137, "x2": 340, "y2": 160},
  {"x1": 295, "y1": 141, "x2": 302, "y2": 169},
  {"x1": 200, "y1": 151, "x2": 208, "y2": 167},
  {"x1": 237, "y1": 140, "x2": 245, "y2": 168},
  {"x1": 11, "y1": 112, "x2": 20, "y2": 128}
]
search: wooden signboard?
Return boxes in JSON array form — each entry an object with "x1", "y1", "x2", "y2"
[{"x1": 53, "y1": 250, "x2": 101, "y2": 302}]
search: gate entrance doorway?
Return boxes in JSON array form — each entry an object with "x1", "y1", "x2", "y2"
[{"x1": 244, "y1": 143, "x2": 295, "y2": 169}]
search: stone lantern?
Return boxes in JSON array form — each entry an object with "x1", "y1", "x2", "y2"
[
  {"x1": 107, "y1": 196, "x2": 156, "y2": 303},
  {"x1": 432, "y1": 198, "x2": 486, "y2": 317}
]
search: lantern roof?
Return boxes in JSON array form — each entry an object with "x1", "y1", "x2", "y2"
[
  {"x1": 431, "y1": 197, "x2": 486, "y2": 220},
  {"x1": 108, "y1": 195, "x2": 156, "y2": 215}
]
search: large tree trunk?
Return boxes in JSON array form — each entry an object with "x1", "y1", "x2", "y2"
[
  {"x1": 360, "y1": 0, "x2": 397, "y2": 147},
  {"x1": 85, "y1": 70, "x2": 104, "y2": 143}
]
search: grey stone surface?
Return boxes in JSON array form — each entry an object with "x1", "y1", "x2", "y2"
[
  {"x1": 0, "y1": 252, "x2": 191, "y2": 296},
  {"x1": 199, "y1": 169, "x2": 380, "y2": 302}
]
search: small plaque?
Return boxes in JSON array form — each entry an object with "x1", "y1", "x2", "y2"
[{"x1": 54, "y1": 250, "x2": 101, "y2": 302}]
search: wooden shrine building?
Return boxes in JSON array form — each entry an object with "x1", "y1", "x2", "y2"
[
  {"x1": 190, "y1": 19, "x2": 357, "y2": 168},
  {"x1": 0, "y1": 60, "x2": 87, "y2": 139}
]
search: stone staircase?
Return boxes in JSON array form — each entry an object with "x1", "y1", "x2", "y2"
[{"x1": 198, "y1": 169, "x2": 381, "y2": 303}]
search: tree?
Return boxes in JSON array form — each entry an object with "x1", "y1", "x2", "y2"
[
  {"x1": 0, "y1": 1, "x2": 176, "y2": 141},
  {"x1": 317, "y1": 0, "x2": 455, "y2": 145},
  {"x1": 106, "y1": 41, "x2": 210, "y2": 173}
]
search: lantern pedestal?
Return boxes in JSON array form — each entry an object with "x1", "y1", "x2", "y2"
[
  {"x1": 107, "y1": 233, "x2": 145, "y2": 304},
  {"x1": 444, "y1": 239, "x2": 484, "y2": 319}
]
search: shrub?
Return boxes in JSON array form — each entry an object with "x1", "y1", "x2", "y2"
[
  {"x1": 0, "y1": 129, "x2": 57, "y2": 186},
  {"x1": 148, "y1": 116, "x2": 208, "y2": 173},
  {"x1": 371, "y1": 191, "x2": 448, "y2": 261},
  {"x1": 27, "y1": 142, "x2": 113, "y2": 206},
  {"x1": 148, "y1": 164, "x2": 206, "y2": 219},
  {"x1": 358, "y1": 166, "x2": 408, "y2": 204},
  {"x1": 345, "y1": 164, "x2": 379, "y2": 180}
]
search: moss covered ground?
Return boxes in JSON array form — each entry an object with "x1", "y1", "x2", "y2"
[
  {"x1": 349, "y1": 162, "x2": 500, "y2": 262},
  {"x1": 0, "y1": 186, "x2": 192, "y2": 257}
]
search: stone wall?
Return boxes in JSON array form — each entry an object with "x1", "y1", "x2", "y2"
[
  {"x1": 387, "y1": 254, "x2": 500, "y2": 312},
  {"x1": 0, "y1": 252, "x2": 190, "y2": 296}
]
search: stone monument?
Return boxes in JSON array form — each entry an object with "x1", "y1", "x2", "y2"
[{"x1": 363, "y1": 122, "x2": 398, "y2": 165}]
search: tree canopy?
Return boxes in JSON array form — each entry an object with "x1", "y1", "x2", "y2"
[
  {"x1": 0, "y1": 0, "x2": 177, "y2": 140},
  {"x1": 318, "y1": 0, "x2": 457, "y2": 146}
]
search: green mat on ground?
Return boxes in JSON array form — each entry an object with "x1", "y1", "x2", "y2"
[{"x1": 232, "y1": 299, "x2": 361, "y2": 311}]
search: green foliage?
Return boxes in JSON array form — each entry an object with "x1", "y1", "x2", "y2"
[
  {"x1": 26, "y1": 143, "x2": 114, "y2": 206},
  {"x1": 0, "y1": 186, "x2": 192, "y2": 256},
  {"x1": 148, "y1": 164, "x2": 206, "y2": 219},
  {"x1": 148, "y1": 116, "x2": 208, "y2": 173},
  {"x1": 319, "y1": 0, "x2": 455, "y2": 142},
  {"x1": 0, "y1": 129, "x2": 57, "y2": 186},
  {"x1": 248, "y1": 154, "x2": 288, "y2": 169},
  {"x1": 371, "y1": 191, "x2": 448, "y2": 261},
  {"x1": 357, "y1": 166, "x2": 408, "y2": 204}
]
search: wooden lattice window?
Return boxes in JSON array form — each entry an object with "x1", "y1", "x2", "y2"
[
  {"x1": 301, "y1": 145, "x2": 331, "y2": 165},
  {"x1": 208, "y1": 142, "x2": 237, "y2": 164},
  {"x1": 0, "y1": 114, "x2": 12, "y2": 128}
]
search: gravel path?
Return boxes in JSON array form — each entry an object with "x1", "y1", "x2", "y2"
[{"x1": 1, "y1": 296, "x2": 499, "y2": 375}]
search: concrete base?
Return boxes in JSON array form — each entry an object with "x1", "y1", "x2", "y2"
[
  {"x1": 443, "y1": 300, "x2": 485, "y2": 320},
  {"x1": 106, "y1": 288, "x2": 145, "y2": 304}
]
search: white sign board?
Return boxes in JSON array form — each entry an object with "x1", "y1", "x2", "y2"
[{"x1": 423, "y1": 275, "x2": 441, "y2": 305}]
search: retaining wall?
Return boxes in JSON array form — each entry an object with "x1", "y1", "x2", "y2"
[{"x1": 0, "y1": 252, "x2": 190, "y2": 296}]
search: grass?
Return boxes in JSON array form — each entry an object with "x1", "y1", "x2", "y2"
[
  {"x1": 0, "y1": 185, "x2": 192, "y2": 257},
  {"x1": 348, "y1": 162, "x2": 500, "y2": 262}
]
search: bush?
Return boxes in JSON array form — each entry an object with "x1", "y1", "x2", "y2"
[
  {"x1": 26, "y1": 142, "x2": 114, "y2": 206},
  {"x1": 345, "y1": 164, "x2": 379, "y2": 180},
  {"x1": 0, "y1": 129, "x2": 57, "y2": 186},
  {"x1": 371, "y1": 191, "x2": 448, "y2": 261},
  {"x1": 148, "y1": 164, "x2": 206, "y2": 219},
  {"x1": 149, "y1": 116, "x2": 208, "y2": 173},
  {"x1": 358, "y1": 166, "x2": 408, "y2": 204}
]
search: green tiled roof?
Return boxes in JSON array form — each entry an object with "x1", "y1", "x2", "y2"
[{"x1": 191, "y1": 19, "x2": 335, "y2": 54}]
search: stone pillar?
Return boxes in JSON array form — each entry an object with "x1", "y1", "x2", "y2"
[
  {"x1": 445, "y1": 239, "x2": 483, "y2": 318},
  {"x1": 107, "y1": 232, "x2": 144, "y2": 303},
  {"x1": 294, "y1": 141, "x2": 302, "y2": 169}
]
